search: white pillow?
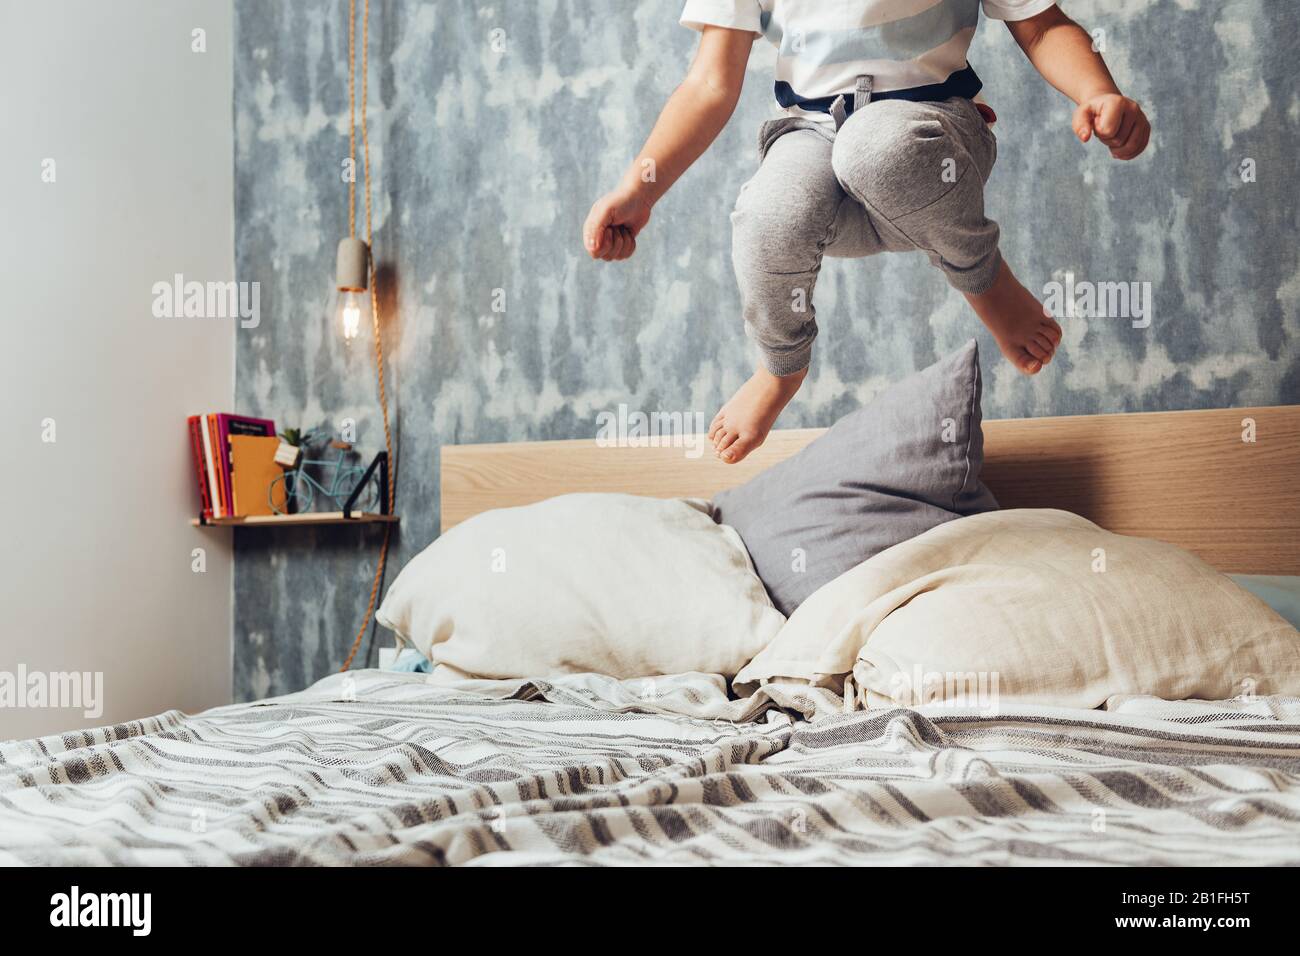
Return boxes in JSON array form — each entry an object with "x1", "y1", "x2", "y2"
[
  {"x1": 735, "y1": 509, "x2": 1300, "y2": 710},
  {"x1": 378, "y1": 494, "x2": 784, "y2": 680}
]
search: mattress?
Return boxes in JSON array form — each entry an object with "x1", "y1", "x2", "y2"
[{"x1": 3, "y1": 669, "x2": 1300, "y2": 866}]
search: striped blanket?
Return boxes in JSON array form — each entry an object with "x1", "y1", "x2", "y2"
[{"x1": 3, "y1": 670, "x2": 1300, "y2": 865}]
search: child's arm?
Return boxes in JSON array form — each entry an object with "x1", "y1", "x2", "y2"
[
  {"x1": 1006, "y1": 5, "x2": 1151, "y2": 160},
  {"x1": 583, "y1": 26, "x2": 754, "y2": 261}
]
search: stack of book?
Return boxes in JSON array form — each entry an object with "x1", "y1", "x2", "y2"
[{"x1": 187, "y1": 414, "x2": 284, "y2": 519}]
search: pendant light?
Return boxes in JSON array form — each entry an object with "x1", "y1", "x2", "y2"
[
  {"x1": 333, "y1": 236, "x2": 371, "y2": 343},
  {"x1": 337, "y1": 0, "x2": 396, "y2": 672}
]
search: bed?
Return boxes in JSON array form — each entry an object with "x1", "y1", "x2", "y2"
[{"x1": 2, "y1": 405, "x2": 1298, "y2": 866}]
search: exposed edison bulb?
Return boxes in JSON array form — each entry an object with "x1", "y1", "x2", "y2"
[
  {"x1": 336, "y1": 289, "x2": 368, "y2": 343},
  {"x1": 333, "y1": 237, "x2": 371, "y2": 345}
]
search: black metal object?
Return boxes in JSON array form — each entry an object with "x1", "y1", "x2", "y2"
[{"x1": 343, "y1": 450, "x2": 389, "y2": 519}]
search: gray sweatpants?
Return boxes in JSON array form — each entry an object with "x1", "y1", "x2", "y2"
[{"x1": 731, "y1": 96, "x2": 1002, "y2": 376}]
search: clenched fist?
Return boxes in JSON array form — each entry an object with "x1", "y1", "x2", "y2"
[
  {"x1": 583, "y1": 186, "x2": 652, "y2": 261},
  {"x1": 1073, "y1": 92, "x2": 1150, "y2": 160}
]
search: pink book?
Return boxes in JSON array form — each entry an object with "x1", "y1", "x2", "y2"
[{"x1": 216, "y1": 414, "x2": 276, "y2": 515}]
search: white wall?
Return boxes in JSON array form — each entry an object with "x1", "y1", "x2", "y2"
[{"x1": 0, "y1": 0, "x2": 235, "y2": 738}]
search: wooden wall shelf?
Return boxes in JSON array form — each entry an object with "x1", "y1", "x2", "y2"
[{"x1": 192, "y1": 512, "x2": 400, "y2": 528}]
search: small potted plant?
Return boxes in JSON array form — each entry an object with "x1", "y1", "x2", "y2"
[
  {"x1": 274, "y1": 427, "x2": 317, "y2": 513},
  {"x1": 275, "y1": 427, "x2": 317, "y2": 468}
]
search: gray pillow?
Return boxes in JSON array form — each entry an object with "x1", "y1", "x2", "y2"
[{"x1": 712, "y1": 339, "x2": 998, "y2": 616}]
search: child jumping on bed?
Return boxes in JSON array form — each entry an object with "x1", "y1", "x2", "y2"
[{"x1": 583, "y1": 1, "x2": 1150, "y2": 463}]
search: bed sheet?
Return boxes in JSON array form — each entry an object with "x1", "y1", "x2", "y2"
[{"x1": 3, "y1": 670, "x2": 1299, "y2": 865}]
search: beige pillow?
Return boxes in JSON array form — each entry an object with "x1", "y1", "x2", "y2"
[
  {"x1": 378, "y1": 494, "x2": 784, "y2": 680},
  {"x1": 735, "y1": 509, "x2": 1300, "y2": 710}
]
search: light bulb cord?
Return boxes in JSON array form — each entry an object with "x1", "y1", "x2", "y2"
[
  {"x1": 341, "y1": 0, "x2": 396, "y2": 673},
  {"x1": 347, "y1": 0, "x2": 356, "y2": 240}
]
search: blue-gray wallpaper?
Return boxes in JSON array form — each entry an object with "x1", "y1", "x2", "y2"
[{"x1": 232, "y1": 0, "x2": 1299, "y2": 699}]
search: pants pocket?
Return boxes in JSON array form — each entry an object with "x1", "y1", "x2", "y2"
[
  {"x1": 757, "y1": 116, "x2": 831, "y2": 162},
  {"x1": 954, "y1": 98, "x2": 997, "y2": 183},
  {"x1": 974, "y1": 113, "x2": 997, "y2": 183}
]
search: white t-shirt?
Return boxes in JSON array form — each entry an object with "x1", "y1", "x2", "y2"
[{"x1": 681, "y1": 0, "x2": 1058, "y2": 123}]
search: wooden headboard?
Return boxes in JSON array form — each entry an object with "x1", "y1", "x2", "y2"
[{"x1": 441, "y1": 405, "x2": 1300, "y2": 574}]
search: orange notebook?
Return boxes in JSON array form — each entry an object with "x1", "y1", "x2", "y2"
[{"x1": 229, "y1": 435, "x2": 287, "y2": 516}]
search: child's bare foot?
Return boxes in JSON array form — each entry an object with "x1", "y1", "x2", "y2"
[
  {"x1": 709, "y1": 366, "x2": 808, "y2": 464},
  {"x1": 964, "y1": 261, "x2": 1062, "y2": 375}
]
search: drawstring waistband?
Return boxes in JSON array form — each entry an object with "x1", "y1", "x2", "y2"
[
  {"x1": 781, "y1": 63, "x2": 985, "y2": 130},
  {"x1": 829, "y1": 75, "x2": 874, "y2": 130}
]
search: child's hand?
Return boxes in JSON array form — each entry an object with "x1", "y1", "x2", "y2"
[
  {"x1": 583, "y1": 187, "x2": 652, "y2": 261},
  {"x1": 1072, "y1": 93, "x2": 1150, "y2": 160}
]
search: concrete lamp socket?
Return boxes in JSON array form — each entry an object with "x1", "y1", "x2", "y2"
[{"x1": 335, "y1": 237, "x2": 370, "y2": 291}]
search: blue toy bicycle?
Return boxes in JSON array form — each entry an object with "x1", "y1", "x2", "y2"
[{"x1": 270, "y1": 441, "x2": 380, "y2": 514}]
